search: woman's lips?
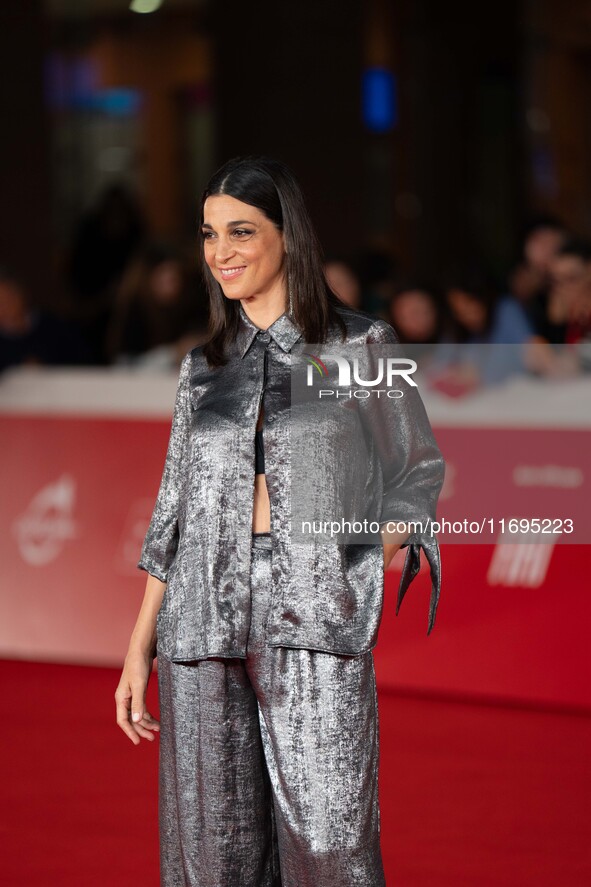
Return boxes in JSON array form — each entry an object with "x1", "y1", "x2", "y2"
[{"x1": 219, "y1": 266, "x2": 247, "y2": 280}]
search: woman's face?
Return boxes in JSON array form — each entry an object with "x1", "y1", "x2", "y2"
[
  {"x1": 524, "y1": 228, "x2": 565, "y2": 273},
  {"x1": 324, "y1": 261, "x2": 360, "y2": 308},
  {"x1": 390, "y1": 290, "x2": 437, "y2": 342},
  {"x1": 149, "y1": 261, "x2": 183, "y2": 304},
  {"x1": 0, "y1": 281, "x2": 27, "y2": 332},
  {"x1": 201, "y1": 194, "x2": 286, "y2": 304},
  {"x1": 550, "y1": 254, "x2": 590, "y2": 307},
  {"x1": 447, "y1": 288, "x2": 486, "y2": 332}
]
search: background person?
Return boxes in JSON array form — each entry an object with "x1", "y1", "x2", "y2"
[
  {"x1": 0, "y1": 265, "x2": 90, "y2": 372},
  {"x1": 105, "y1": 241, "x2": 208, "y2": 369},
  {"x1": 427, "y1": 266, "x2": 535, "y2": 391},
  {"x1": 323, "y1": 257, "x2": 362, "y2": 308},
  {"x1": 508, "y1": 216, "x2": 569, "y2": 342},
  {"x1": 387, "y1": 278, "x2": 443, "y2": 346}
]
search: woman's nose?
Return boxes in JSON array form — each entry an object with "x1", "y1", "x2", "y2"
[{"x1": 216, "y1": 237, "x2": 236, "y2": 262}]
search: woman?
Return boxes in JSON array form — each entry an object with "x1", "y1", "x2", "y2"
[
  {"x1": 388, "y1": 278, "x2": 443, "y2": 345},
  {"x1": 105, "y1": 241, "x2": 208, "y2": 366},
  {"x1": 115, "y1": 156, "x2": 445, "y2": 887}
]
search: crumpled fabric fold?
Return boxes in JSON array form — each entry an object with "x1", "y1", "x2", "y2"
[{"x1": 397, "y1": 534, "x2": 441, "y2": 635}]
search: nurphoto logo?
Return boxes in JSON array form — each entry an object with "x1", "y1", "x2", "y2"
[{"x1": 303, "y1": 351, "x2": 417, "y2": 399}]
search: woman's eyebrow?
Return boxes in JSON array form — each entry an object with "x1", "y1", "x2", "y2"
[{"x1": 201, "y1": 220, "x2": 257, "y2": 228}]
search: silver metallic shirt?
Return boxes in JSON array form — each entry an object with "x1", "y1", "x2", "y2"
[{"x1": 138, "y1": 301, "x2": 445, "y2": 661}]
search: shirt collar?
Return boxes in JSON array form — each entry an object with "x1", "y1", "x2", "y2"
[{"x1": 236, "y1": 300, "x2": 303, "y2": 358}]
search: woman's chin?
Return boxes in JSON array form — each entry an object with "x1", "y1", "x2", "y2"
[{"x1": 221, "y1": 290, "x2": 247, "y2": 301}]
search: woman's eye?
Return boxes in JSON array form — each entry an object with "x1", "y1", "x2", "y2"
[{"x1": 233, "y1": 229, "x2": 254, "y2": 238}]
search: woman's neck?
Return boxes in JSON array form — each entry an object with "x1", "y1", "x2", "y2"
[{"x1": 240, "y1": 291, "x2": 288, "y2": 330}]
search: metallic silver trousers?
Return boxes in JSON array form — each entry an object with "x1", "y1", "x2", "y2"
[{"x1": 157, "y1": 532, "x2": 386, "y2": 887}]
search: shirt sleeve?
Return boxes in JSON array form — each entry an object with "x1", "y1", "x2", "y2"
[
  {"x1": 362, "y1": 319, "x2": 446, "y2": 633},
  {"x1": 137, "y1": 351, "x2": 192, "y2": 582}
]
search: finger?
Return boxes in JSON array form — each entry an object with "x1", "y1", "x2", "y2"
[
  {"x1": 115, "y1": 698, "x2": 141, "y2": 745},
  {"x1": 130, "y1": 682, "x2": 147, "y2": 726},
  {"x1": 137, "y1": 711, "x2": 160, "y2": 731},
  {"x1": 132, "y1": 722, "x2": 157, "y2": 741},
  {"x1": 144, "y1": 712, "x2": 160, "y2": 730}
]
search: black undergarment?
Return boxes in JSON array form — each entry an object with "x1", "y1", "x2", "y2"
[{"x1": 255, "y1": 427, "x2": 265, "y2": 474}]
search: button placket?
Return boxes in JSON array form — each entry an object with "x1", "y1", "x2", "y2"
[
  {"x1": 235, "y1": 339, "x2": 269, "y2": 653},
  {"x1": 250, "y1": 337, "x2": 270, "y2": 542}
]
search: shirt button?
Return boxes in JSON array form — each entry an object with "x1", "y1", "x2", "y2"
[{"x1": 258, "y1": 332, "x2": 271, "y2": 344}]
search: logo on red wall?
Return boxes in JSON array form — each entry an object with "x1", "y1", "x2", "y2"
[
  {"x1": 487, "y1": 539, "x2": 554, "y2": 587},
  {"x1": 13, "y1": 474, "x2": 78, "y2": 566},
  {"x1": 114, "y1": 498, "x2": 153, "y2": 575}
]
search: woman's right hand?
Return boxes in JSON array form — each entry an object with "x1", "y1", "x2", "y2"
[{"x1": 115, "y1": 649, "x2": 161, "y2": 745}]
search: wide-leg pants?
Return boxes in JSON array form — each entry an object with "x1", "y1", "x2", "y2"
[{"x1": 156, "y1": 532, "x2": 386, "y2": 887}]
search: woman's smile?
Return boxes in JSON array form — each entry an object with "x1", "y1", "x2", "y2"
[{"x1": 219, "y1": 265, "x2": 247, "y2": 281}]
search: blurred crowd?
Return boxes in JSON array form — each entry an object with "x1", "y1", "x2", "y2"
[
  {"x1": 327, "y1": 216, "x2": 591, "y2": 390},
  {"x1": 1, "y1": 184, "x2": 590, "y2": 389},
  {"x1": 0, "y1": 184, "x2": 209, "y2": 375}
]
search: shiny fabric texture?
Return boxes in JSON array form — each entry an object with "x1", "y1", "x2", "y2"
[
  {"x1": 157, "y1": 532, "x2": 385, "y2": 887},
  {"x1": 139, "y1": 301, "x2": 445, "y2": 661}
]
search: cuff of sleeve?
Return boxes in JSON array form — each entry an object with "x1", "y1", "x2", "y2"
[
  {"x1": 396, "y1": 534, "x2": 441, "y2": 634},
  {"x1": 137, "y1": 559, "x2": 168, "y2": 583}
]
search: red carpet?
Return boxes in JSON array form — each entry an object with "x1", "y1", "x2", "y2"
[{"x1": 1, "y1": 658, "x2": 590, "y2": 886}]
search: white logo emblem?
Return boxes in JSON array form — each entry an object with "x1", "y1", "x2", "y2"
[
  {"x1": 14, "y1": 474, "x2": 77, "y2": 566},
  {"x1": 306, "y1": 355, "x2": 418, "y2": 388},
  {"x1": 513, "y1": 465, "x2": 583, "y2": 488},
  {"x1": 487, "y1": 536, "x2": 554, "y2": 587}
]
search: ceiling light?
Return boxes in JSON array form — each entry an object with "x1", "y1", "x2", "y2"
[{"x1": 130, "y1": 0, "x2": 163, "y2": 13}]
